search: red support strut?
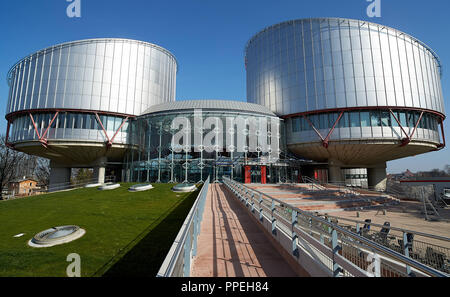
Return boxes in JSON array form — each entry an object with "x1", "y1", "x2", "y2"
[{"x1": 303, "y1": 112, "x2": 344, "y2": 149}]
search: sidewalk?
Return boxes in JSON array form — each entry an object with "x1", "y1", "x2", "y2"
[{"x1": 191, "y1": 184, "x2": 297, "y2": 277}]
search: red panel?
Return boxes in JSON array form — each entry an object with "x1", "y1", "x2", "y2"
[
  {"x1": 244, "y1": 166, "x2": 251, "y2": 184},
  {"x1": 261, "y1": 166, "x2": 267, "y2": 184}
]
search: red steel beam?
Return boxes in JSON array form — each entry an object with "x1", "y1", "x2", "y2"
[
  {"x1": 29, "y1": 113, "x2": 41, "y2": 140},
  {"x1": 108, "y1": 117, "x2": 129, "y2": 147},
  {"x1": 5, "y1": 120, "x2": 13, "y2": 148},
  {"x1": 40, "y1": 112, "x2": 59, "y2": 143},
  {"x1": 282, "y1": 106, "x2": 445, "y2": 120},
  {"x1": 302, "y1": 115, "x2": 324, "y2": 141},
  {"x1": 323, "y1": 111, "x2": 344, "y2": 148},
  {"x1": 95, "y1": 113, "x2": 111, "y2": 144},
  {"x1": 6, "y1": 108, "x2": 135, "y2": 122},
  {"x1": 408, "y1": 111, "x2": 424, "y2": 139},
  {"x1": 437, "y1": 118, "x2": 446, "y2": 150}
]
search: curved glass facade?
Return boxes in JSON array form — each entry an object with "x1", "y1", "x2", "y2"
[
  {"x1": 245, "y1": 18, "x2": 444, "y2": 116},
  {"x1": 287, "y1": 109, "x2": 441, "y2": 144},
  {"x1": 124, "y1": 104, "x2": 297, "y2": 184},
  {"x1": 8, "y1": 112, "x2": 129, "y2": 144},
  {"x1": 7, "y1": 38, "x2": 177, "y2": 117}
]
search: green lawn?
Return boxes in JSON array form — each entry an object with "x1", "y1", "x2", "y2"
[{"x1": 0, "y1": 183, "x2": 199, "y2": 277}]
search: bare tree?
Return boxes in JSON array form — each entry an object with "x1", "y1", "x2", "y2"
[
  {"x1": 0, "y1": 136, "x2": 25, "y2": 200},
  {"x1": 35, "y1": 158, "x2": 50, "y2": 189}
]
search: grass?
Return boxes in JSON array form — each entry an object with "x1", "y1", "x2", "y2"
[{"x1": 0, "y1": 183, "x2": 199, "y2": 277}]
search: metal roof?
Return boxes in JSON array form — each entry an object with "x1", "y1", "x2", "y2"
[
  {"x1": 141, "y1": 100, "x2": 278, "y2": 117},
  {"x1": 244, "y1": 17, "x2": 442, "y2": 77},
  {"x1": 7, "y1": 38, "x2": 179, "y2": 85}
]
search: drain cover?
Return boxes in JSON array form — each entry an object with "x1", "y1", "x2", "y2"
[
  {"x1": 28, "y1": 225, "x2": 86, "y2": 248},
  {"x1": 172, "y1": 183, "x2": 197, "y2": 192}
]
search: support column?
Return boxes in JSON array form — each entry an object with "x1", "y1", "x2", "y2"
[
  {"x1": 93, "y1": 157, "x2": 107, "y2": 184},
  {"x1": 368, "y1": 163, "x2": 387, "y2": 192},
  {"x1": 328, "y1": 159, "x2": 343, "y2": 183},
  {"x1": 49, "y1": 162, "x2": 71, "y2": 192}
]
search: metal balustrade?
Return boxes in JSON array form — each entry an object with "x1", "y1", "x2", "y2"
[
  {"x1": 157, "y1": 177, "x2": 210, "y2": 277},
  {"x1": 222, "y1": 177, "x2": 448, "y2": 277}
]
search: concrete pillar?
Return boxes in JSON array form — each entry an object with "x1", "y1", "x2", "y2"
[
  {"x1": 93, "y1": 157, "x2": 107, "y2": 184},
  {"x1": 49, "y1": 162, "x2": 72, "y2": 192},
  {"x1": 368, "y1": 163, "x2": 387, "y2": 191},
  {"x1": 328, "y1": 159, "x2": 344, "y2": 183},
  {"x1": 93, "y1": 167, "x2": 106, "y2": 184}
]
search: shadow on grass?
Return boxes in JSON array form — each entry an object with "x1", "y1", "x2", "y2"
[{"x1": 99, "y1": 188, "x2": 201, "y2": 277}]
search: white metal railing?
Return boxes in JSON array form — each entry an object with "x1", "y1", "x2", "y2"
[
  {"x1": 222, "y1": 177, "x2": 448, "y2": 277},
  {"x1": 157, "y1": 177, "x2": 210, "y2": 277}
]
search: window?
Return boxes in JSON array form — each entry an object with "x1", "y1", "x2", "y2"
[
  {"x1": 381, "y1": 111, "x2": 391, "y2": 127},
  {"x1": 407, "y1": 112, "x2": 415, "y2": 128},
  {"x1": 73, "y1": 114, "x2": 81, "y2": 129},
  {"x1": 82, "y1": 114, "x2": 89, "y2": 129},
  {"x1": 107, "y1": 116, "x2": 115, "y2": 131},
  {"x1": 399, "y1": 112, "x2": 407, "y2": 127},
  {"x1": 370, "y1": 111, "x2": 381, "y2": 127},
  {"x1": 65, "y1": 113, "x2": 73, "y2": 129},
  {"x1": 58, "y1": 113, "x2": 65, "y2": 129},
  {"x1": 339, "y1": 113, "x2": 350, "y2": 128},
  {"x1": 390, "y1": 112, "x2": 399, "y2": 127},
  {"x1": 360, "y1": 112, "x2": 370, "y2": 127},
  {"x1": 292, "y1": 118, "x2": 300, "y2": 133},
  {"x1": 90, "y1": 115, "x2": 97, "y2": 130},
  {"x1": 350, "y1": 112, "x2": 360, "y2": 128}
]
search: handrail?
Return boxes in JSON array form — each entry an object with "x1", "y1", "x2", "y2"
[
  {"x1": 157, "y1": 177, "x2": 210, "y2": 277},
  {"x1": 322, "y1": 214, "x2": 450, "y2": 242},
  {"x1": 223, "y1": 177, "x2": 448, "y2": 277}
]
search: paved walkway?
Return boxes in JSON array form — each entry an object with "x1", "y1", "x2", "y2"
[{"x1": 191, "y1": 184, "x2": 297, "y2": 277}]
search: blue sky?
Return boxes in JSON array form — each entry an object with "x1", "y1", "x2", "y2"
[{"x1": 0, "y1": 0, "x2": 449, "y2": 173}]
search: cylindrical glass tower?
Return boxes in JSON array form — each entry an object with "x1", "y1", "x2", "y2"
[
  {"x1": 5, "y1": 38, "x2": 178, "y2": 187},
  {"x1": 245, "y1": 18, "x2": 446, "y2": 189}
]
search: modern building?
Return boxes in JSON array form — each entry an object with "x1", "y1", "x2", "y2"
[
  {"x1": 5, "y1": 38, "x2": 178, "y2": 190},
  {"x1": 245, "y1": 18, "x2": 446, "y2": 190},
  {"x1": 3, "y1": 18, "x2": 447, "y2": 191}
]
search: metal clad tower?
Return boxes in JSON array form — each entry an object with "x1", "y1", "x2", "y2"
[
  {"x1": 245, "y1": 18, "x2": 446, "y2": 190},
  {"x1": 5, "y1": 38, "x2": 177, "y2": 189}
]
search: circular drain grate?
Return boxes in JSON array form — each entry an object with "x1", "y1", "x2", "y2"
[{"x1": 28, "y1": 225, "x2": 86, "y2": 248}]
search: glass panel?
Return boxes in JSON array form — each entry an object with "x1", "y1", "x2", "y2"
[
  {"x1": 391, "y1": 112, "x2": 399, "y2": 127},
  {"x1": 73, "y1": 114, "x2": 81, "y2": 129},
  {"x1": 292, "y1": 118, "x2": 300, "y2": 133},
  {"x1": 370, "y1": 111, "x2": 381, "y2": 127},
  {"x1": 399, "y1": 112, "x2": 407, "y2": 127},
  {"x1": 360, "y1": 112, "x2": 370, "y2": 127},
  {"x1": 350, "y1": 112, "x2": 360, "y2": 127},
  {"x1": 90, "y1": 115, "x2": 97, "y2": 130},
  {"x1": 58, "y1": 113, "x2": 65, "y2": 129},
  {"x1": 381, "y1": 111, "x2": 391, "y2": 127},
  {"x1": 107, "y1": 116, "x2": 115, "y2": 131},
  {"x1": 339, "y1": 112, "x2": 350, "y2": 128},
  {"x1": 65, "y1": 113, "x2": 73, "y2": 129},
  {"x1": 82, "y1": 114, "x2": 89, "y2": 129}
]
